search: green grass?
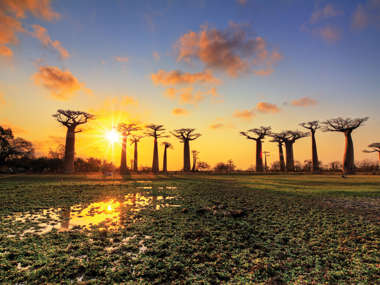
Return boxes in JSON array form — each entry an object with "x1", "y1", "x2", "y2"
[{"x1": 0, "y1": 174, "x2": 379, "y2": 284}]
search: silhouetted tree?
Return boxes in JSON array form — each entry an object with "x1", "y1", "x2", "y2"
[
  {"x1": 363, "y1": 142, "x2": 380, "y2": 163},
  {"x1": 270, "y1": 133, "x2": 286, "y2": 172},
  {"x1": 162, "y1": 142, "x2": 172, "y2": 173},
  {"x1": 197, "y1": 161, "x2": 210, "y2": 171},
  {"x1": 240, "y1": 126, "x2": 271, "y2": 172},
  {"x1": 282, "y1": 130, "x2": 309, "y2": 172},
  {"x1": 146, "y1": 124, "x2": 168, "y2": 173},
  {"x1": 171, "y1": 128, "x2": 201, "y2": 172},
  {"x1": 118, "y1": 123, "x2": 139, "y2": 174},
  {"x1": 130, "y1": 135, "x2": 143, "y2": 172},
  {"x1": 52, "y1": 110, "x2": 94, "y2": 173},
  {"x1": 48, "y1": 144, "x2": 65, "y2": 159},
  {"x1": 323, "y1": 117, "x2": 368, "y2": 174},
  {"x1": 192, "y1": 150, "x2": 199, "y2": 172},
  {"x1": 300, "y1": 121, "x2": 321, "y2": 172}
]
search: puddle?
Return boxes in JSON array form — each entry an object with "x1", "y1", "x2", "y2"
[{"x1": 8, "y1": 192, "x2": 180, "y2": 236}]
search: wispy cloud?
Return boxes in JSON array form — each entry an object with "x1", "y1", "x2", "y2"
[
  {"x1": 317, "y1": 25, "x2": 340, "y2": 43},
  {"x1": 233, "y1": 109, "x2": 255, "y2": 121},
  {"x1": 256, "y1": 102, "x2": 280, "y2": 113},
  {"x1": 352, "y1": 0, "x2": 380, "y2": 30},
  {"x1": 172, "y1": 108, "x2": 188, "y2": 115},
  {"x1": 310, "y1": 4, "x2": 343, "y2": 24},
  {"x1": 291, "y1": 97, "x2": 317, "y2": 107},
  {"x1": 153, "y1": 51, "x2": 160, "y2": 61},
  {"x1": 152, "y1": 69, "x2": 220, "y2": 86},
  {"x1": 175, "y1": 22, "x2": 282, "y2": 77},
  {"x1": 30, "y1": 24, "x2": 69, "y2": 59},
  {"x1": 115, "y1": 56, "x2": 129, "y2": 63},
  {"x1": 0, "y1": 0, "x2": 59, "y2": 57},
  {"x1": 33, "y1": 66, "x2": 91, "y2": 100}
]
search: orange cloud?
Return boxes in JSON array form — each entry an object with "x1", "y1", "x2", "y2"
[
  {"x1": 30, "y1": 24, "x2": 69, "y2": 59},
  {"x1": 153, "y1": 51, "x2": 160, "y2": 61},
  {"x1": 33, "y1": 66, "x2": 90, "y2": 100},
  {"x1": 176, "y1": 23, "x2": 282, "y2": 77},
  {"x1": 209, "y1": 123, "x2": 224, "y2": 129},
  {"x1": 237, "y1": 0, "x2": 247, "y2": 5},
  {"x1": 172, "y1": 108, "x2": 188, "y2": 116},
  {"x1": 256, "y1": 102, "x2": 280, "y2": 113},
  {"x1": 0, "y1": 45, "x2": 12, "y2": 57},
  {"x1": 165, "y1": 87, "x2": 177, "y2": 99},
  {"x1": 317, "y1": 26, "x2": 340, "y2": 43},
  {"x1": 0, "y1": 0, "x2": 59, "y2": 56},
  {"x1": 233, "y1": 109, "x2": 255, "y2": 121},
  {"x1": 179, "y1": 87, "x2": 205, "y2": 105},
  {"x1": 151, "y1": 69, "x2": 220, "y2": 85},
  {"x1": 115, "y1": 56, "x2": 128, "y2": 63},
  {"x1": 291, "y1": 97, "x2": 317, "y2": 107},
  {"x1": 352, "y1": 0, "x2": 380, "y2": 29}
]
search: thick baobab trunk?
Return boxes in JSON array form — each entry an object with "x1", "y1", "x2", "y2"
[
  {"x1": 183, "y1": 140, "x2": 190, "y2": 171},
  {"x1": 311, "y1": 132, "x2": 319, "y2": 172},
  {"x1": 63, "y1": 127, "x2": 75, "y2": 173},
  {"x1": 278, "y1": 143, "x2": 285, "y2": 171},
  {"x1": 343, "y1": 131, "x2": 355, "y2": 174},
  {"x1": 152, "y1": 137, "x2": 159, "y2": 173},
  {"x1": 163, "y1": 146, "x2": 168, "y2": 173},
  {"x1": 133, "y1": 142, "x2": 138, "y2": 172},
  {"x1": 285, "y1": 141, "x2": 295, "y2": 172},
  {"x1": 120, "y1": 135, "x2": 128, "y2": 174},
  {"x1": 192, "y1": 157, "x2": 196, "y2": 172},
  {"x1": 256, "y1": 140, "x2": 263, "y2": 172}
]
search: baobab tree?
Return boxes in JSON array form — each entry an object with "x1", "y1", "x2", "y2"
[
  {"x1": 240, "y1": 126, "x2": 271, "y2": 172},
  {"x1": 323, "y1": 117, "x2": 368, "y2": 174},
  {"x1": 300, "y1": 121, "x2": 321, "y2": 172},
  {"x1": 171, "y1": 128, "x2": 201, "y2": 172},
  {"x1": 52, "y1": 110, "x2": 94, "y2": 173},
  {"x1": 130, "y1": 135, "x2": 143, "y2": 172},
  {"x1": 282, "y1": 130, "x2": 308, "y2": 172},
  {"x1": 118, "y1": 123, "x2": 139, "y2": 174},
  {"x1": 145, "y1": 124, "x2": 168, "y2": 173},
  {"x1": 192, "y1": 150, "x2": 199, "y2": 172},
  {"x1": 162, "y1": 142, "x2": 173, "y2": 173},
  {"x1": 363, "y1": 143, "x2": 380, "y2": 163},
  {"x1": 270, "y1": 133, "x2": 286, "y2": 172}
]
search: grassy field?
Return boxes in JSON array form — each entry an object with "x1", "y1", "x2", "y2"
[{"x1": 0, "y1": 174, "x2": 379, "y2": 284}]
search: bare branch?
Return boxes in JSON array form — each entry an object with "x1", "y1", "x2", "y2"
[
  {"x1": 145, "y1": 124, "x2": 168, "y2": 139},
  {"x1": 240, "y1": 126, "x2": 271, "y2": 141},
  {"x1": 171, "y1": 128, "x2": 201, "y2": 142},
  {"x1": 322, "y1": 117, "x2": 369, "y2": 133}
]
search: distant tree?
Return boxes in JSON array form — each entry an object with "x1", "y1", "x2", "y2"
[
  {"x1": 271, "y1": 161, "x2": 281, "y2": 171},
  {"x1": 281, "y1": 130, "x2": 309, "y2": 172},
  {"x1": 52, "y1": 110, "x2": 94, "y2": 173},
  {"x1": 192, "y1": 150, "x2": 199, "y2": 172},
  {"x1": 363, "y1": 143, "x2": 380, "y2": 163},
  {"x1": 300, "y1": 121, "x2": 321, "y2": 172},
  {"x1": 197, "y1": 161, "x2": 210, "y2": 171},
  {"x1": 130, "y1": 135, "x2": 143, "y2": 172},
  {"x1": 0, "y1": 126, "x2": 34, "y2": 165},
  {"x1": 227, "y1": 159, "x2": 236, "y2": 172},
  {"x1": 145, "y1": 124, "x2": 168, "y2": 173},
  {"x1": 270, "y1": 132, "x2": 286, "y2": 172},
  {"x1": 240, "y1": 126, "x2": 271, "y2": 172},
  {"x1": 357, "y1": 159, "x2": 378, "y2": 172},
  {"x1": 322, "y1": 117, "x2": 369, "y2": 174},
  {"x1": 48, "y1": 144, "x2": 65, "y2": 159},
  {"x1": 171, "y1": 128, "x2": 201, "y2": 172},
  {"x1": 118, "y1": 123, "x2": 139, "y2": 174},
  {"x1": 162, "y1": 142, "x2": 173, "y2": 173},
  {"x1": 330, "y1": 161, "x2": 342, "y2": 171},
  {"x1": 214, "y1": 162, "x2": 229, "y2": 173}
]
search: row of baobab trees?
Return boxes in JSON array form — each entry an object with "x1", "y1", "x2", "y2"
[{"x1": 53, "y1": 109, "x2": 380, "y2": 174}]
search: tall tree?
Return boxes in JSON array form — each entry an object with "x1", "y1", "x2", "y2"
[
  {"x1": 363, "y1": 143, "x2": 380, "y2": 163},
  {"x1": 300, "y1": 121, "x2": 321, "y2": 172},
  {"x1": 145, "y1": 124, "x2": 168, "y2": 173},
  {"x1": 130, "y1": 135, "x2": 143, "y2": 172},
  {"x1": 270, "y1": 133, "x2": 286, "y2": 172},
  {"x1": 52, "y1": 110, "x2": 94, "y2": 173},
  {"x1": 118, "y1": 123, "x2": 139, "y2": 174},
  {"x1": 192, "y1": 150, "x2": 199, "y2": 172},
  {"x1": 171, "y1": 128, "x2": 201, "y2": 172},
  {"x1": 240, "y1": 126, "x2": 271, "y2": 172},
  {"x1": 162, "y1": 142, "x2": 172, "y2": 173},
  {"x1": 281, "y1": 130, "x2": 308, "y2": 172},
  {"x1": 323, "y1": 117, "x2": 368, "y2": 174}
]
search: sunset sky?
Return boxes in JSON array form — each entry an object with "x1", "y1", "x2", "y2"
[{"x1": 1, "y1": 0, "x2": 380, "y2": 170}]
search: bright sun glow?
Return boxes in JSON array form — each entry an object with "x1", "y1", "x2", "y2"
[{"x1": 105, "y1": 129, "x2": 120, "y2": 144}]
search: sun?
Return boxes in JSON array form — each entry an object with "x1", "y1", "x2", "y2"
[{"x1": 105, "y1": 129, "x2": 120, "y2": 144}]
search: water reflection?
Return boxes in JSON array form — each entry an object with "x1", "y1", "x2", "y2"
[{"x1": 12, "y1": 190, "x2": 179, "y2": 236}]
